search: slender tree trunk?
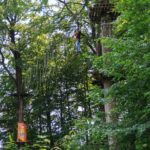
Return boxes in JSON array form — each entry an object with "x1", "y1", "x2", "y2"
[
  {"x1": 65, "y1": 82, "x2": 72, "y2": 129},
  {"x1": 96, "y1": 24, "x2": 102, "y2": 56},
  {"x1": 45, "y1": 80, "x2": 54, "y2": 148},
  {"x1": 85, "y1": 74, "x2": 92, "y2": 118},
  {"x1": 60, "y1": 88, "x2": 64, "y2": 134},
  {"x1": 46, "y1": 111, "x2": 54, "y2": 148},
  {"x1": 39, "y1": 112, "x2": 42, "y2": 135}
]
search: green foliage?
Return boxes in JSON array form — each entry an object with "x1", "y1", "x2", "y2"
[
  {"x1": 61, "y1": 117, "x2": 109, "y2": 150},
  {"x1": 0, "y1": 0, "x2": 150, "y2": 150},
  {"x1": 92, "y1": 0, "x2": 150, "y2": 149},
  {"x1": 60, "y1": 0, "x2": 150, "y2": 149},
  {"x1": 4, "y1": 135, "x2": 17, "y2": 150},
  {"x1": 32, "y1": 135, "x2": 50, "y2": 150}
]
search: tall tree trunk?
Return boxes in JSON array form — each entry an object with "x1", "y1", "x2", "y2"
[
  {"x1": 88, "y1": 0, "x2": 118, "y2": 149},
  {"x1": 10, "y1": 22, "x2": 24, "y2": 123},
  {"x1": 101, "y1": 18, "x2": 118, "y2": 150},
  {"x1": 15, "y1": 53, "x2": 24, "y2": 123},
  {"x1": 9, "y1": 19, "x2": 25, "y2": 150}
]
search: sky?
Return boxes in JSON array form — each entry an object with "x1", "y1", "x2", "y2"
[
  {"x1": 49, "y1": 0, "x2": 57, "y2": 4},
  {"x1": 0, "y1": 140, "x2": 2, "y2": 148}
]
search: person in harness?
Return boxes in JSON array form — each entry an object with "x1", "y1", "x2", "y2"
[{"x1": 74, "y1": 28, "x2": 81, "y2": 53}]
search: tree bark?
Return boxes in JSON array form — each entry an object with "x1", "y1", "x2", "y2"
[{"x1": 101, "y1": 18, "x2": 118, "y2": 150}]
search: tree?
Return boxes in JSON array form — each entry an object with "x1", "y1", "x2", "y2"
[
  {"x1": 93, "y1": 0, "x2": 150, "y2": 149},
  {"x1": 0, "y1": 0, "x2": 50, "y2": 148}
]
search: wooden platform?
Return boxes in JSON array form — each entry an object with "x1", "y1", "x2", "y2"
[{"x1": 89, "y1": 1, "x2": 117, "y2": 23}]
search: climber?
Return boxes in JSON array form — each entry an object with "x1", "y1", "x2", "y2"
[{"x1": 74, "y1": 28, "x2": 81, "y2": 53}]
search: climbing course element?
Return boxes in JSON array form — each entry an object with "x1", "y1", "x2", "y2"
[
  {"x1": 17, "y1": 122, "x2": 27, "y2": 143},
  {"x1": 89, "y1": 0, "x2": 117, "y2": 23}
]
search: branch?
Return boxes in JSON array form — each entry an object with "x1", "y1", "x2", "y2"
[
  {"x1": 58, "y1": 0, "x2": 88, "y2": 18},
  {"x1": 0, "y1": 48, "x2": 16, "y2": 83},
  {"x1": 57, "y1": 0, "x2": 75, "y2": 16},
  {"x1": 78, "y1": 0, "x2": 89, "y2": 15},
  {"x1": 86, "y1": 41, "x2": 96, "y2": 54},
  {"x1": 81, "y1": 32, "x2": 97, "y2": 54}
]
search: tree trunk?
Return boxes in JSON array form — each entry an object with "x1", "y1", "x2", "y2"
[
  {"x1": 46, "y1": 111, "x2": 54, "y2": 148},
  {"x1": 96, "y1": 24, "x2": 102, "y2": 56},
  {"x1": 10, "y1": 23, "x2": 24, "y2": 123},
  {"x1": 15, "y1": 53, "x2": 24, "y2": 123},
  {"x1": 39, "y1": 112, "x2": 42, "y2": 135},
  {"x1": 60, "y1": 88, "x2": 64, "y2": 135},
  {"x1": 9, "y1": 20, "x2": 25, "y2": 150},
  {"x1": 101, "y1": 18, "x2": 118, "y2": 150}
]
